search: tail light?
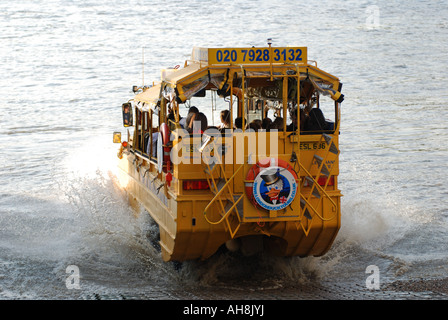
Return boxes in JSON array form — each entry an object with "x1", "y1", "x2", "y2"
[
  {"x1": 183, "y1": 180, "x2": 210, "y2": 190},
  {"x1": 318, "y1": 176, "x2": 334, "y2": 186}
]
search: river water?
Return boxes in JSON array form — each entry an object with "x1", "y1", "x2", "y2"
[{"x1": 0, "y1": 0, "x2": 447, "y2": 300}]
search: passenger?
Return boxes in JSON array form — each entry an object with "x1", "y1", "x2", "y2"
[
  {"x1": 147, "y1": 131, "x2": 159, "y2": 157},
  {"x1": 218, "y1": 110, "x2": 231, "y2": 131},
  {"x1": 287, "y1": 108, "x2": 308, "y2": 131},
  {"x1": 180, "y1": 106, "x2": 199, "y2": 129},
  {"x1": 286, "y1": 108, "x2": 298, "y2": 131},
  {"x1": 123, "y1": 104, "x2": 131, "y2": 126},
  {"x1": 305, "y1": 108, "x2": 328, "y2": 131},
  {"x1": 252, "y1": 119, "x2": 262, "y2": 129},
  {"x1": 167, "y1": 109, "x2": 176, "y2": 131},
  {"x1": 188, "y1": 112, "x2": 208, "y2": 134},
  {"x1": 269, "y1": 117, "x2": 283, "y2": 130},
  {"x1": 247, "y1": 120, "x2": 261, "y2": 132},
  {"x1": 261, "y1": 117, "x2": 272, "y2": 130},
  {"x1": 300, "y1": 108, "x2": 308, "y2": 131},
  {"x1": 185, "y1": 108, "x2": 200, "y2": 132},
  {"x1": 234, "y1": 117, "x2": 245, "y2": 130}
]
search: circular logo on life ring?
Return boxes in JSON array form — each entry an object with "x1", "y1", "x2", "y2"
[{"x1": 252, "y1": 166, "x2": 297, "y2": 211}]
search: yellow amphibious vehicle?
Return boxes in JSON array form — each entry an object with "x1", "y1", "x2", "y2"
[{"x1": 114, "y1": 43, "x2": 344, "y2": 262}]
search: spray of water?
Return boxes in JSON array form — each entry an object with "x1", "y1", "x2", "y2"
[{"x1": 46, "y1": 133, "x2": 447, "y2": 295}]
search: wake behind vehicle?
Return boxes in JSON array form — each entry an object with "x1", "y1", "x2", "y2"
[{"x1": 113, "y1": 42, "x2": 344, "y2": 262}]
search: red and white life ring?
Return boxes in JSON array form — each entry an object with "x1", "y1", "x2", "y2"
[
  {"x1": 157, "y1": 123, "x2": 172, "y2": 174},
  {"x1": 245, "y1": 158, "x2": 298, "y2": 211}
]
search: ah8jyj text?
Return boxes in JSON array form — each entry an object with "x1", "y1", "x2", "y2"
[{"x1": 183, "y1": 304, "x2": 264, "y2": 317}]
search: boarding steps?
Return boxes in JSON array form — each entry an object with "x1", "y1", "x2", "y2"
[
  {"x1": 200, "y1": 136, "x2": 244, "y2": 238},
  {"x1": 297, "y1": 133, "x2": 340, "y2": 235}
]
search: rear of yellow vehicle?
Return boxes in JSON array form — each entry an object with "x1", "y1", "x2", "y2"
[{"x1": 115, "y1": 45, "x2": 344, "y2": 262}]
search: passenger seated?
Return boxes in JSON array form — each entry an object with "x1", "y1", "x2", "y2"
[
  {"x1": 287, "y1": 108, "x2": 298, "y2": 131},
  {"x1": 180, "y1": 106, "x2": 199, "y2": 129},
  {"x1": 269, "y1": 117, "x2": 283, "y2": 130},
  {"x1": 147, "y1": 131, "x2": 159, "y2": 158},
  {"x1": 287, "y1": 108, "x2": 307, "y2": 131},
  {"x1": 246, "y1": 119, "x2": 261, "y2": 132},
  {"x1": 167, "y1": 109, "x2": 176, "y2": 131},
  {"x1": 218, "y1": 110, "x2": 231, "y2": 131},
  {"x1": 261, "y1": 118, "x2": 272, "y2": 130},
  {"x1": 305, "y1": 108, "x2": 333, "y2": 131},
  {"x1": 251, "y1": 119, "x2": 262, "y2": 129},
  {"x1": 234, "y1": 117, "x2": 245, "y2": 130},
  {"x1": 188, "y1": 112, "x2": 208, "y2": 134}
]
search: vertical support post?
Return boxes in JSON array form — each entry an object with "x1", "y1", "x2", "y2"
[
  {"x1": 296, "y1": 64, "x2": 301, "y2": 136},
  {"x1": 240, "y1": 66, "x2": 246, "y2": 131},
  {"x1": 268, "y1": 38, "x2": 273, "y2": 81},
  {"x1": 230, "y1": 74, "x2": 234, "y2": 130},
  {"x1": 282, "y1": 74, "x2": 287, "y2": 154},
  {"x1": 296, "y1": 64, "x2": 301, "y2": 208}
]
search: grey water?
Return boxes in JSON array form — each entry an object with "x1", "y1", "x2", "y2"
[{"x1": 0, "y1": 0, "x2": 447, "y2": 299}]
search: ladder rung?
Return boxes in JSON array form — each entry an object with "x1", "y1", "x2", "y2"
[
  {"x1": 321, "y1": 164, "x2": 330, "y2": 177},
  {"x1": 305, "y1": 176, "x2": 314, "y2": 186},
  {"x1": 300, "y1": 199, "x2": 312, "y2": 220},
  {"x1": 329, "y1": 142, "x2": 339, "y2": 155},
  {"x1": 215, "y1": 178, "x2": 226, "y2": 193},
  {"x1": 314, "y1": 154, "x2": 323, "y2": 166},
  {"x1": 314, "y1": 155, "x2": 330, "y2": 176},
  {"x1": 322, "y1": 133, "x2": 332, "y2": 145},
  {"x1": 224, "y1": 195, "x2": 243, "y2": 213},
  {"x1": 304, "y1": 208, "x2": 312, "y2": 220},
  {"x1": 205, "y1": 162, "x2": 216, "y2": 174},
  {"x1": 304, "y1": 176, "x2": 321, "y2": 198}
]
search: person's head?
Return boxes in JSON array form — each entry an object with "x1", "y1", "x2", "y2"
[
  {"x1": 270, "y1": 117, "x2": 283, "y2": 130},
  {"x1": 220, "y1": 110, "x2": 230, "y2": 126},
  {"x1": 234, "y1": 117, "x2": 244, "y2": 129},
  {"x1": 190, "y1": 112, "x2": 208, "y2": 134},
  {"x1": 262, "y1": 117, "x2": 272, "y2": 129},
  {"x1": 252, "y1": 119, "x2": 262, "y2": 128},
  {"x1": 248, "y1": 120, "x2": 261, "y2": 132},
  {"x1": 290, "y1": 108, "x2": 298, "y2": 124},
  {"x1": 188, "y1": 106, "x2": 199, "y2": 114},
  {"x1": 186, "y1": 107, "x2": 200, "y2": 131}
]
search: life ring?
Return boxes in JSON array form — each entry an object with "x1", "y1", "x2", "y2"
[
  {"x1": 245, "y1": 158, "x2": 298, "y2": 211},
  {"x1": 157, "y1": 123, "x2": 172, "y2": 173}
]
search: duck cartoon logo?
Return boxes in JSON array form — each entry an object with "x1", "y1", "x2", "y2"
[{"x1": 253, "y1": 166, "x2": 297, "y2": 211}]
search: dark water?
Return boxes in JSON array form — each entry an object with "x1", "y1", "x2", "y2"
[{"x1": 1, "y1": 0, "x2": 447, "y2": 300}]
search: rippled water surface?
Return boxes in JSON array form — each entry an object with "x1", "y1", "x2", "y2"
[{"x1": 1, "y1": 0, "x2": 447, "y2": 300}]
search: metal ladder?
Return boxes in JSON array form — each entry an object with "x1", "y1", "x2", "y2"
[
  {"x1": 297, "y1": 133, "x2": 339, "y2": 235},
  {"x1": 200, "y1": 136, "x2": 244, "y2": 238}
]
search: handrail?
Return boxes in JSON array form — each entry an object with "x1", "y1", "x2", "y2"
[
  {"x1": 298, "y1": 133, "x2": 339, "y2": 222},
  {"x1": 298, "y1": 163, "x2": 338, "y2": 212},
  {"x1": 203, "y1": 163, "x2": 244, "y2": 225}
]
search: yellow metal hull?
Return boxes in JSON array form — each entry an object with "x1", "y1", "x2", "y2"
[{"x1": 117, "y1": 149, "x2": 341, "y2": 262}]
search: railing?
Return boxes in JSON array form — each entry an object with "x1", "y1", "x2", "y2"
[
  {"x1": 297, "y1": 133, "x2": 339, "y2": 235},
  {"x1": 201, "y1": 136, "x2": 244, "y2": 238}
]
